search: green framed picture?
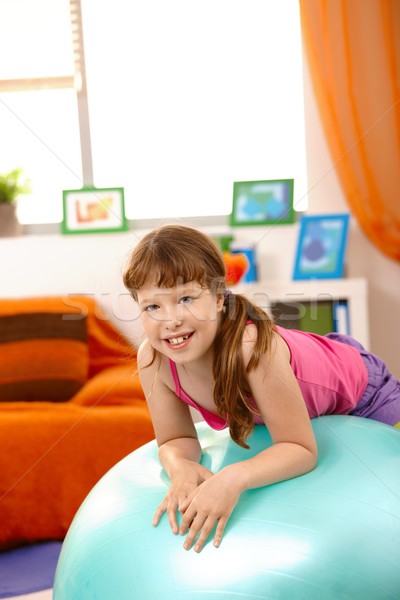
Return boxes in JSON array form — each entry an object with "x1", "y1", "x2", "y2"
[
  {"x1": 61, "y1": 187, "x2": 128, "y2": 234},
  {"x1": 230, "y1": 179, "x2": 295, "y2": 227}
]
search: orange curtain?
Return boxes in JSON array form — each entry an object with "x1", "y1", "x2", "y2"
[{"x1": 299, "y1": 0, "x2": 400, "y2": 261}]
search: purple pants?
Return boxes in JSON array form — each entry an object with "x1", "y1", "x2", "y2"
[{"x1": 325, "y1": 333, "x2": 400, "y2": 427}]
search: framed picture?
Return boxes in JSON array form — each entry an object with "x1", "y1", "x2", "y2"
[
  {"x1": 230, "y1": 179, "x2": 295, "y2": 226},
  {"x1": 293, "y1": 214, "x2": 350, "y2": 280},
  {"x1": 61, "y1": 187, "x2": 128, "y2": 234}
]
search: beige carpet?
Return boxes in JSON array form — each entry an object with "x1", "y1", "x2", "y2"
[{"x1": 5, "y1": 590, "x2": 52, "y2": 600}]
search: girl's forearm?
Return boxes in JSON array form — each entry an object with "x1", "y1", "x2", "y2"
[
  {"x1": 158, "y1": 436, "x2": 203, "y2": 478},
  {"x1": 223, "y1": 442, "x2": 318, "y2": 493}
]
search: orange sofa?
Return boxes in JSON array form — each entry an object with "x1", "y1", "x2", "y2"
[{"x1": 0, "y1": 296, "x2": 154, "y2": 548}]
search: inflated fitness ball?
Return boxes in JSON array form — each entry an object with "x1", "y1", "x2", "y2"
[{"x1": 54, "y1": 416, "x2": 400, "y2": 599}]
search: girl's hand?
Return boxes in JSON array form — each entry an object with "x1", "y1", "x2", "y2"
[
  {"x1": 178, "y1": 466, "x2": 245, "y2": 552},
  {"x1": 152, "y1": 460, "x2": 213, "y2": 535}
]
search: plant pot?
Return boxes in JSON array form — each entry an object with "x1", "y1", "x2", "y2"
[{"x1": 0, "y1": 203, "x2": 22, "y2": 237}]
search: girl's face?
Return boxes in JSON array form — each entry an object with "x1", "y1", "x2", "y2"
[{"x1": 137, "y1": 280, "x2": 224, "y2": 364}]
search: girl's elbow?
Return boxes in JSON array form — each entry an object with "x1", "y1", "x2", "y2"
[
  {"x1": 306, "y1": 447, "x2": 318, "y2": 473},
  {"x1": 298, "y1": 439, "x2": 318, "y2": 474}
]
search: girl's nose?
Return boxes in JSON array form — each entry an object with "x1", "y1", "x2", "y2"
[
  {"x1": 166, "y1": 317, "x2": 183, "y2": 330},
  {"x1": 165, "y1": 307, "x2": 183, "y2": 329}
]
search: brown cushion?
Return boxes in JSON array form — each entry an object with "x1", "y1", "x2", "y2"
[{"x1": 0, "y1": 311, "x2": 88, "y2": 402}]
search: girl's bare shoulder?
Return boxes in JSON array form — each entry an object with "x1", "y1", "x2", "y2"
[
  {"x1": 241, "y1": 323, "x2": 289, "y2": 366},
  {"x1": 137, "y1": 339, "x2": 175, "y2": 390},
  {"x1": 137, "y1": 338, "x2": 153, "y2": 368},
  {"x1": 240, "y1": 322, "x2": 257, "y2": 365}
]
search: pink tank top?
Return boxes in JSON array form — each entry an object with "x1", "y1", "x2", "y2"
[
  {"x1": 168, "y1": 361, "x2": 232, "y2": 430},
  {"x1": 168, "y1": 326, "x2": 368, "y2": 429}
]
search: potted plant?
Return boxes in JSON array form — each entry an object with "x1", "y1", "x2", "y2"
[{"x1": 0, "y1": 168, "x2": 31, "y2": 237}]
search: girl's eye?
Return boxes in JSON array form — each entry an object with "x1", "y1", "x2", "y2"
[
  {"x1": 180, "y1": 296, "x2": 193, "y2": 305},
  {"x1": 144, "y1": 304, "x2": 159, "y2": 312}
]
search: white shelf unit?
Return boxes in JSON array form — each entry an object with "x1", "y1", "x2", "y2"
[{"x1": 234, "y1": 278, "x2": 370, "y2": 349}]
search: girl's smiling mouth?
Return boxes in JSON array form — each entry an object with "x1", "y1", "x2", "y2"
[{"x1": 164, "y1": 332, "x2": 194, "y2": 347}]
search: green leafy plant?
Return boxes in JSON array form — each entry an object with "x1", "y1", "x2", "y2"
[{"x1": 0, "y1": 168, "x2": 31, "y2": 204}]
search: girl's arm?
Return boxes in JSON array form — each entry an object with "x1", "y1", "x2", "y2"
[
  {"x1": 137, "y1": 341, "x2": 214, "y2": 534},
  {"x1": 231, "y1": 328, "x2": 318, "y2": 486},
  {"x1": 178, "y1": 328, "x2": 318, "y2": 552}
]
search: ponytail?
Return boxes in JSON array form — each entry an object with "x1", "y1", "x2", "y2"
[{"x1": 212, "y1": 292, "x2": 275, "y2": 448}]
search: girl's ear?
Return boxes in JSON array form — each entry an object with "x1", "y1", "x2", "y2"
[{"x1": 216, "y1": 293, "x2": 224, "y2": 312}]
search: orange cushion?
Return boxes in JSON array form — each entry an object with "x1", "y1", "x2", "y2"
[
  {"x1": 0, "y1": 302, "x2": 89, "y2": 402},
  {"x1": 0, "y1": 400, "x2": 155, "y2": 546},
  {"x1": 71, "y1": 364, "x2": 145, "y2": 407}
]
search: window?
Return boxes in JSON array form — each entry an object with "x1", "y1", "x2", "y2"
[
  {"x1": 0, "y1": 0, "x2": 83, "y2": 224},
  {"x1": 0, "y1": 0, "x2": 307, "y2": 225}
]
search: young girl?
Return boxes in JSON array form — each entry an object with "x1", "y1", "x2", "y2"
[{"x1": 123, "y1": 224, "x2": 400, "y2": 553}]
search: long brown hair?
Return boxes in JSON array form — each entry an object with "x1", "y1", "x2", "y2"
[{"x1": 123, "y1": 224, "x2": 275, "y2": 448}]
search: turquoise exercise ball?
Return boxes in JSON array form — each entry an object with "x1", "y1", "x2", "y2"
[{"x1": 54, "y1": 416, "x2": 400, "y2": 600}]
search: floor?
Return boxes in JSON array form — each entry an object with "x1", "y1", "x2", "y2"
[
  {"x1": 0, "y1": 540, "x2": 61, "y2": 600},
  {"x1": 5, "y1": 593, "x2": 51, "y2": 600}
]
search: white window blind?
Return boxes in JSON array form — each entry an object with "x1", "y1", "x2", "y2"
[
  {"x1": 0, "y1": 0, "x2": 76, "y2": 87},
  {"x1": 0, "y1": 0, "x2": 87, "y2": 224}
]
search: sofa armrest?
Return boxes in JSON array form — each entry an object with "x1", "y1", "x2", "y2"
[{"x1": 71, "y1": 364, "x2": 145, "y2": 407}]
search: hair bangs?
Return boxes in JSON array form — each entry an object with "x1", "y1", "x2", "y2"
[
  {"x1": 153, "y1": 246, "x2": 208, "y2": 289},
  {"x1": 124, "y1": 237, "x2": 208, "y2": 299},
  {"x1": 123, "y1": 224, "x2": 227, "y2": 300}
]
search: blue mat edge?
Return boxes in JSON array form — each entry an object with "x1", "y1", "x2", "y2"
[{"x1": 0, "y1": 541, "x2": 62, "y2": 598}]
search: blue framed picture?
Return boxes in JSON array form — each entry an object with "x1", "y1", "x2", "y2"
[
  {"x1": 293, "y1": 214, "x2": 350, "y2": 280},
  {"x1": 230, "y1": 179, "x2": 294, "y2": 226}
]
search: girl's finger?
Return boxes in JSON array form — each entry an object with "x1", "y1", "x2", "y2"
[
  {"x1": 182, "y1": 512, "x2": 207, "y2": 550},
  {"x1": 166, "y1": 502, "x2": 179, "y2": 534},
  {"x1": 213, "y1": 516, "x2": 228, "y2": 548},
  {"x1": 178, "y1": 496, "x2": 191, "y2": 514},
  {"x1": 191, "y1": 516, "x2": 216, "y2": 553},
  {"x1": 179, "y1": 505, "x2": 195, "y2": 536},
  {"x1": 152, "y1": 500, "x2": 166, "y2": 526}
]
